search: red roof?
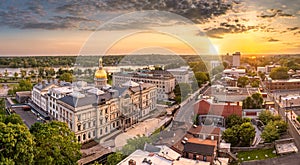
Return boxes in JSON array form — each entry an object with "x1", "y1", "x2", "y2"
[
  {"x1": 194, "y1": 99, "x2": 242, "y2": 118},
  {"x1": 188, "y1": 126, "x2": 221, "y2": 136}
]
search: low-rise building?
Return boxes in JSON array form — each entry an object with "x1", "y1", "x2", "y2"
[
  {"x1": 222, "y1": 68, "x2": 246, "y2": 78},
  {"x1": 31, "y1": 80, "x2": 71, "y2": 112},
  {"x1": 194, "y1": 99, "x2": 242, "y2": 127},
  {"x1": 183, "y1": 138, "x2": 217, "y2": 164},
  {"x1": 265, "y1": 78, "x2": 300, "y2": 92},
  {"x1": 167, "y1": 66, "x2": 192, "y2": 84},
  {"x1": 16, "y1": 91, "x2": 31, "y2": 103},
  {"x1": 113, "y1": 70, "x2": 175, "y2": 100}
]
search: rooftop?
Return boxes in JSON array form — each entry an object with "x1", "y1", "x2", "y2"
[
  {"x1": 117, "y1": 149, "x2": 172, "y2": 165},
  {"x1": 184, "y1": 138, "x2": 217, "y2": 156},
  {"x1": 188, "y1": 125, "x2": 221, "y2": 136}
]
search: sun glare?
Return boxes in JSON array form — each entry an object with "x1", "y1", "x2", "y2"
[{"x1": 209, "y1": 44, "x2": 219, "y2": 55}]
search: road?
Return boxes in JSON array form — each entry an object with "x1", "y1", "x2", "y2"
[
  {"x1": 174, "y1": 84, "x2": 210, "y2": 124},
  {"x1": 13, "y1": 107, "x2": 39, "y2": 128}
]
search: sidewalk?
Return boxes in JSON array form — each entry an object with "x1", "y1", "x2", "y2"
[{"x1": 114, "y1": 117, "x2": 169, "y2": 150}]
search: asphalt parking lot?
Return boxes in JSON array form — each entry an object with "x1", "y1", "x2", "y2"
[{"x1": 13, "y1": 107, "x2": 39, "y2": 128}]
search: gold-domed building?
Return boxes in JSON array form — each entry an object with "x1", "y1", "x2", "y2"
[{"x1": 94, "y1": 57, "x2": 107, "y2": 88}]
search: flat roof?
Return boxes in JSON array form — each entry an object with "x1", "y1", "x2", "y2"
[
  {"x1": 117, "y1": 150, "x2": 172, "y2": 165},
  {"x1": 187, "y1": 138, "x2": 218, "y2": 146},
  {"x1": 51, "y1": 86, "x2": 73, "y2": 94}
]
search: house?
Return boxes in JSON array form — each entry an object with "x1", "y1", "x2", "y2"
[
  {"x1": 183, "y1": 138, "x2": 218, "y2": 164},
  {"x1": 16, "y1": 91, "x2": 31, "y2": 103},
  {"x1": 194, "y1": 99, "x2": 242, "y2": 127}
]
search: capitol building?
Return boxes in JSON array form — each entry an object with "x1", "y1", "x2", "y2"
[{"x1": 31, "y1": 57, "x2": 157, "y2": 143}]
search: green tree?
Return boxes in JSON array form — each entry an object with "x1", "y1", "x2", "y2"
[
  {"x1": 59, "y1": 72, "x2": 73, "y2": 82},
  {"x1": 239, "y1": 122, "x2": 256, "y2": 147},
  {"x1": 106, "y1": 152, "x2": 124, "y2": 165},
  {"x1": 273, "y1": 120, "x2": 288, "y2": 134},
  {"x1": 258, "y1": 71, "x2": 266, "y2": 81},
  {"x1": 173, "y1": 83, "x2": 192, "y2": 103},
  {"x1": 261, "y1": 121, "x2": 280, "y2": 143},
  {"x1": 269, "y1": 67, "x2": 289, "y2": 80},
  {"x1": 14, "y1": 72, "x2": 19, "y2": 80},
  {"x1": 258, "y1": 110, "x2": 275, "y2": 125},
  {"x1": 194, "y1": 72, "x2": 209, "y2": 86},
  {"x1": 121, "y1": 135, "x2": 152, "y2": 156},
  {"x1": 30, "y1": 121, "x2": 81, "y2": 165},
  {"x1": 242, "y1": 93, "x2": 263, "y2": 109},
  {"x1": 3, "y1": 114, "x2": 24, "y2": 125},
  {"x1": 222, "y1": 125, "x2": 240, "y2": 147},
  {"x1": 20, "y1": 70, "x2": 27, "y2": 79},
  {"x1": 251, "y1": 79, "x2": 260, "y2": 87},
  {"x1": 237, "y1": 76, "x2": 249, "y2": 88},
  {"x1": 225, "y1": 114, "x2": 250, "y2": 128},
  {"x1": 0, "y1": 122, "x2": 35, "y2": 164}
]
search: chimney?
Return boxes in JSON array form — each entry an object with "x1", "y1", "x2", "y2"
[
  {"x1": 237, "y1": 102, "x2": 240, "y2": 106},
  {"x1": 128, "y1": 159, "x2": 136, "y2": 165},
  {"x1": 227, "y1": 102, "x2": 230, "y2": 106}
]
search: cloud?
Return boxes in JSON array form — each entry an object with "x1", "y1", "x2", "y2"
[
  {"x1": 205, "y1": 22, "x2": 259, "y2": 38},
  {"x1": 287, "y1": 27, "x2": 299, "y2": 31},
  {"x1": 258, "y1": 8, "x2": 294, "y2": 18},
  {"x1": 0, "y1": 0, "x2": 238, "y2": 30},
  {"x1": 267, "y1": 37, "x2": 279, "y2": 42}
]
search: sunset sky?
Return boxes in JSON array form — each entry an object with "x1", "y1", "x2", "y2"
[{"x1": 0, "y1": 0, "x2": 299, "y2": 56}]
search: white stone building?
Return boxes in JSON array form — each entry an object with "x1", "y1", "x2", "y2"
[{"x1": 113, "y1": 70, "x2": 175, "y2": 100}]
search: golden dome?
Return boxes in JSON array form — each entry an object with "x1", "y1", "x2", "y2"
[{"x1": 94, "y1": 69, "x2": 107, "y2": 79}]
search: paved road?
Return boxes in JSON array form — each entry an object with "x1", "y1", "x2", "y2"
[{"x1": 13, "y1": 107, "x2": 39, "y2": 128}]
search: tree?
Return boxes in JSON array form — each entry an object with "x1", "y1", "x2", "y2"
[
  {"x1": 237, "y1": 76, "x2": 249, "y2": 88},
  {"x1": 261, "y1": 121, "x2": 280, "y2": 143},
  {"x1": 222, "y1": 125, "x2": 240, "y2": 147},
  {"x1": 59, "y1": 72, "x2": 73, "y2": 82},
  {"x1": 239, "y1": 122, "x2": 256, "y2": 147},
  {"x1": 173, "y1": 83, "x2": 192, "y2": 103},
  {"x1": 269, "y1": 67, "x2": 289, "y2": 80},
  {"x1": 3, "y1": 114, "x2": 24, "y2": 125},
  {"x1": 251, "y1": 79, "x2": 260, "y2": 87},
  {"x1": 258, "y1": 71, "x2": 266, "y2": 81},
  {"x1": 20, "y1": 70, "x2": 27, "y2": 79},
  {"x1": 0, "y1": 121, "x2": 35, "y2": 164},
  {"x1": 14, "y1": 72, "x2": 19, "y2": 80},
  {"x1": 225, "y1": 114, "x2": 250, "y2": 128},
  {"x1": 273, "y1": 120, "x2": 288, "y2": 134},
  {"x1": 106, "y1": 152, "x2": 124, "y2": 165},
  {"x1": 242, "y1": 93, "x2": 263, "y2": 109},
  {"x1": 194, "y1": 72, "x2": 209, "y2": 86},
  {"x1": 258, "y1": 110, "x2": 274, "y2": 125},
  {"x1": 121, "y1": 134, "x2": 152, "y2": 156},
  {"x1": 30, "y1": 121, "x2": 81, "y2": 164}
]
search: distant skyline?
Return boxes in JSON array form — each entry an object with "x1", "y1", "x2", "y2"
[{"x1": 0, "y1": 0, "x2": 299, "y2": 56}]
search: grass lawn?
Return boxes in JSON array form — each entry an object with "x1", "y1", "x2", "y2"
[{"x1": 237, "y1": 148, "x2": 277, "y2": 162}]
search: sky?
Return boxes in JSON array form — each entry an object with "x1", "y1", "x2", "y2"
[{"x1": 0, "y1": 0, "x2": 299, "y2": 56}]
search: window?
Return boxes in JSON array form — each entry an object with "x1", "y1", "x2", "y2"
[
  {"x1": 83, "y1": 134, "x2": 86, "y2": 140},
  {"x1": 100, "y1": 129, "x2": 102, "y2": 135},
  {"x1": 77, "y1": 125, "x2": 81, "y2": 131},
  {"x1": 83, "y1": 123, "x2": 86, "y2": 130},
  {"x1": 93, "y1": 120, "x2": 96, "y2": 127},
  {"x1": 78, "y1": 136, "x2": 80, "y2": 142},
  {"x1": 203, "y1": 156, "x2": 207, "y2": 161},
  {"x1": 93, "y1": 130, "x2": 96, "y2": 137},
  {"x1": 88, "y1": 132, "x2": 91, "y2": 139},
  {"x1": 105, "y1": 127, "x2": 108, "y2": 133}
]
